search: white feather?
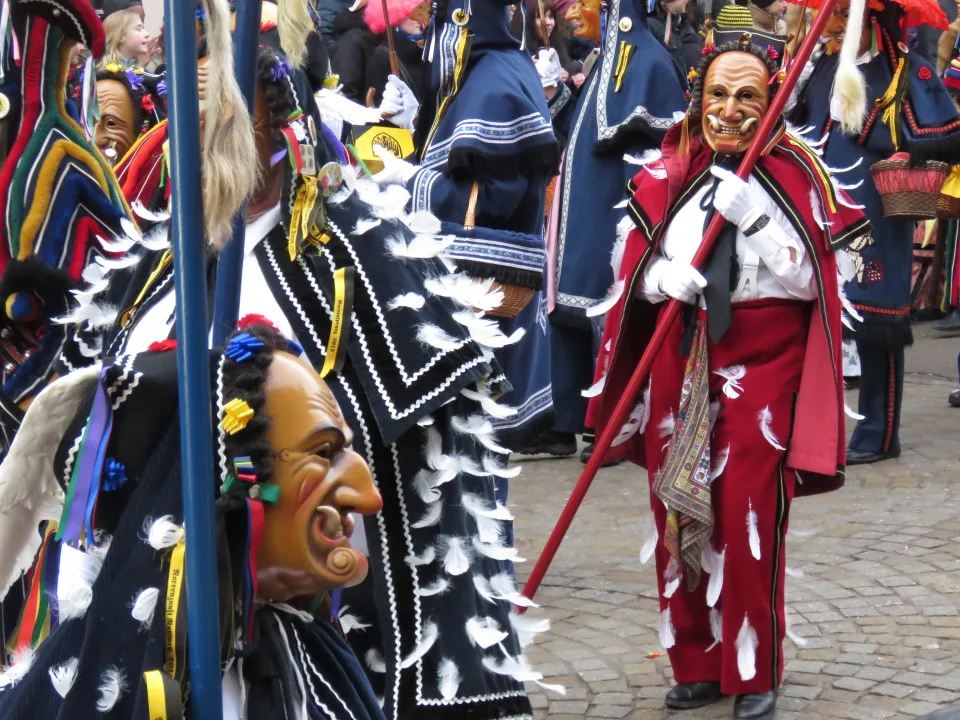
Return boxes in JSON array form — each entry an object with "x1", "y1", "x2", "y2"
[
  {"x1": 758, "y1": 406, "x2": 785, "y2": 451},
  {"x1": 509, "y1": 611, "x2": 550, "y2": 647},
  {"x1": 663, "y1": 577, "x2": 680, "y2": 598},
  {"x1": 338, "y1": 606, "x2": 371, "y2": 634},
  {"x1": 399, "y1": 621, "x2": 439, "y2": 669},
  {"x1": 414, "y1": 471, "x2": 442, "y2": 503},
  {"x1": 613, "y1": 199, "x2": 629, "y2": 209},
  {"x1": 462, "y1": 493, "x2": 514, "y2": 521},
  {"x1": 659, "y1": 606, "x2": 676, "y2": 649},
  {"x1": 658, "y1": 411, "x2": 675, "y2": 438},
  {"x1": 844, "y1": 404, "x2": 865, "y2": 421},
  {"x1": 837, "y1": 283, "x2": 863, "y2": 322},
  {"x1": 473, "y1": 575, "x2": 497, "y2": 603},
  {"x1": 612, "y1": 396, "x2": 651, "y2": 447},
  {"x1": 417, "y1": 416, "x2": 435, "y2": 427},
  {"x1": 714, "y1": 365, "x2": 746, "y2": 399},
  {"x1": 623, "y1": 149, "x2": 662, "y2": 167},
  {"x1": 405, "y1": 547, "x2": 436, "y2": 567},
  {"x1": 0, "y1": 649, "x2": 35, "y2": 689},
  {"x1": 482, "y1": 456, "x2": 521, "y2": 478},
  {"x1": 707, "y1": 607, "x2": 722, "y2": 652},
  {"x1": 586, "y1": 280, "x2": 624, "y2": 318},
  {"x1": 490, "y1": 573, "x2": 538, "y2": 608},
  {"x1": 96, "y1": 666, "x2": 127, "y2": 712},
  {"x1": 703, "y1": 544, "x2": 725, "y2": 608},
  {"x1": 453, "y1": 311, "x2": 525, "y2": 349},
  {"x1": 451, "y1": 415, "x2": 511, "y2": 455},
  {"x1": 747, "y1": 501, "x2": 761, "y2": 560},
  {"x1": 388, "y1": 233, "x2": 454, "y2": 259},
  {"x1": 82, "y1": 262, "x2": 109, "y2": 285},
  {"x1": 130, "y1": 587, "x2": 160, "y2": 630},
  {"x1": 836, "y1": 191, "x2": 865, "y2": 211},
  {"x1": 710, "y1": 445, "x2": 730, "y2": 483},
  {"x1": 581, "y1": 375, "x2": 606, "y2": 399},
  {"x1": 809, "y1": 188, "x2": 832, "y2": 230},
  {"x1": 352, "y1": 217, "x2": 382, "y2": 235},
  {"x1": 418, "y1": 324, "x2": 464, "y2": 352},
  {"x1": 58, "y1": 581, "x2": 94, "y2": 621},
  {"x1": 145, "y1": 516, "x2": 184, "y2": 550},
  {"x1": 405, "y1": 210, "x2": 443, "y2": 235},
  {"x1": 49, "y1": 657, "x2": 79, "y2": 698},
  {"x1": 424, "y1": 274, "x2": 504, "y2": 313},
  {"x1": 417, "y1": 578, "x2": 451, "y2": 597},
  {"x1": 412, "y1": 501, "x2": 443, "y2": 528},
  {"x1": 96, "y1": 234, "x2": 137, "y2": 254},
  {"x1": 438, "y1": 659, "x2": 461, "y2": 701},
  {"x1": 365, "y1": 649, "x2": 386, "y2": 673},
  {"x1": 95, "y1": 253, "x2": 140, "y2": 271},
  {"x1": 472, "y1": 538, "x2": 525, "y2": 562},
  {"x1": 441, "y1": 537, "x2": 471, "y2": 576},
  {"x1": 138, "y1": 225, "x2": 171, "y2": 251},
  {"x1": 482, "y1": 654, "x2": 566, "y2": 694},
  {"x1": 132, "y1": 201, "x2": 171, "y2": 224},
  {"x1": 736, "y1": 614, "x2": 758, "y2": 681},
  {"x1": 461, "y1": 388, "x2": 517, "y2": 419},
  {"x1": 388, "y1": 292, "x2": 426, "y2": 310},
  {"x1": 466, "y1": 616, "x2": 508, "y2": 649},
  {"x1": 785, "y1": 610, "x2": 808, "y2": 647},
  {"x1": 120, "y1": 217, "x2": 142, "y2": 243},
  {"x1": 640, "y1": 513, "x2": 658, "y2": 564}
]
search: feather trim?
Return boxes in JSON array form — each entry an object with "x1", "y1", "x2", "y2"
[
  {"x1": 487, "y1": 572, "x2": 538, "y2": 608},
  {"x1": 747, "y1": 501, "x2": 761, "y2": 560},
  {"x1": 702, "y1": 543, "x2": 725, "y2": 608},
  {"x1": 0, "y1": 649, "x2": 35, "y2": 689},
  {"x1": 640, "y1": 513, "x2": 658, "y2": 564},
  {"x1": 352, "y1": 217, "x2": 382, "y2": 235},
  {"x1": 707, "y1": 607, "x2": 722, "y2": 652},
  {"x1": 612, "y1": 394, "x2": 651, "y2": 447},
  {"x1": 736, "y1": 615, "x2": 758, "y2": 681},
  {"x1": 710, "y1": 445, "x2": 730, "y2": 483},
  {"x1": 145, "y1": 516, "x2": 184, "y2": 550},
  {"x1": 659, "y1": 606, "x2": 676, "y2": 649},
  {"x1": 405, "y1": 210, "x2": 443, "y2": 235},
  {"x1": 586, "y1": 280, "x2": 624, "y2": 318},
  {"x1": 623, "y1": 149, "x2": 662, "y2": 167},
  {"x1": 844, "y1": 404, "x2": 865, "y2": 420},
  {"x1": 405, "y1": 547, "x2": 436, "y2": 567},
  {"x1": 658, "y1": 411, "x2": 675, "y2": 438},
  {"x1": 440, "y1": 537, "x2": 472, "y2": 576},
  {"x1": 453, "y1": 311, "x2": 525, "y2": 349},
  {"x1": 130, "y1": 587, "x2": 160, "y2": 630},
  {"x1": 482, "y1": 654, "x2": 566, "y2": 695},
  {"x1": 758, "y1": 406, "x2": 785, "y2": 451},
  {"x1": 785, "y1": 609, "x2": 808, "y2": 647},
  {"x1": 132, "y1": 201, "x2": 170, "y2": 224},
  {"x1": 387, "y1": 292, "x2": 426, "y2": 310},
  {"x1": 387, "y1": 233, "x2": 454, "y2": 259},
  {"x1": 96, "y1": 666, "x2": 127, "y2": 712},
  {"x1": 483, "y1": 456, "x2": 521, "y2": 479},
  {"x1": 365, "y1": 649, "x2": 387, "y2": 673},
  {"x1": 417, "y1": 324, "x2": 464, "y2": 352},
  {"x1": 581, "y1": 375, "x2": 606, "y2": 399},
  {"x1": 466, "y1": 616, "x2": 508, "y2": 649},
  {"x1": 451, "y1": 415, "x2": 511, "y2": 455},
  {"x1": 399, "y1": 621, "x2": 439, "y2": 669},
  {"x1": 438, "y1": 659, "x2": 461, "y2": 701},
  {"x1": 461, "y1": 388, "x2": 517, "y2": 419},
  {"x1": 414, "y1": 470, "x2": 443, "y2": 503},
  {"x1": 49, "y1": 657, "x2": 79, "y2": 698},
  {"x1": 472, "y1": 537, "x2": 525, "y2": 562},
  {"x1": 412, "y1": 501, "x2": 443, "y2": 528},
  {"x1": 417, "y1": 578, "x2": 451, "y2": 597},
  {"x1": 714, "y1": 365, "x2": 746, "y2": 399},
  {"x1": 424, "y1": 274, "x2": 504, "y2": 313},
  {"x1": 338, "y1": 605, "x2": 371, "y2": 634},
  {"x1": 509, "y1": 611, "x2": 550, "y2": 647},
  {"x1": 663, "y1": 577, "x2": 680, "y2": 598}
]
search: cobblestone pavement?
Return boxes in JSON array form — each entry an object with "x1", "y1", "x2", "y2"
[{"x1": 510, "y1": 332, "x2": 960, "y2": 720}]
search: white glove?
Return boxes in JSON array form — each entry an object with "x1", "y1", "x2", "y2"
[
  {"x1": 378, "y1": 75, "x2": 418, "y2": 131},
  {"x1": 372, "y1": 144, "x2": 417, "y2": 187},
  {"x1": 710, "y1": 166, "x2": 766, "y2": 230},
  {"x1": 646, "y1": 257, "x2": 708, "y2": 303},
  {"x1": 535, "y1": 48, "x2": 562, "y2": 88}
]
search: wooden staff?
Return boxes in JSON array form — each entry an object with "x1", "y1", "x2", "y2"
[
  {"x1": 519, "y1": 0, "x2": 844, "y2": 607},
  {"x1": 381, "y1": 0, "x2": 400, "y2": 76}
]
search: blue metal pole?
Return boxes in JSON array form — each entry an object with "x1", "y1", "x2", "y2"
[
  {"x1": 162, "y1": 0, "x2": 223, "y2": 716},
  {"x1": 211, "y1": 0, "x2": 262, "y2": 347}
]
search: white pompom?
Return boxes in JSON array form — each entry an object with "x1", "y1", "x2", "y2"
[
  {"x1": 49, "y1": 657, "x2": 79, "y2": 698},
  {"x1": 130, "y1": 587, "x2": 160, "y2": 630},
  {"x1": 96, "y1": 666, "x2": 127, "y2": 712},
  {"x1": 144, "y1": 516, "x2": 184, "y2": 550}
]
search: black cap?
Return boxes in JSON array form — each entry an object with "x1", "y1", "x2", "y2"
[{"x1": 101, "y1": 0, "x2": 143, "y2": 18}]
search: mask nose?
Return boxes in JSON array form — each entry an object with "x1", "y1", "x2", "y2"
[
  {"x1": 328, "y1": 450, "x2": 382, "y2": 516},
  {"x1": 721, "y1": 96, "x2": 740, "y2": 122}
]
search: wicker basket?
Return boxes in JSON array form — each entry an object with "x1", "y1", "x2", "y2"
[
  {"x1": 870, "y1": 153, "x2": 950, "y2": 220},
  {"x1": 462, "y1": 182, "x2": 535, "y2": 319}
]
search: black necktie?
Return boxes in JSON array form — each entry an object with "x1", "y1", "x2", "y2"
[{"x1": 699, "y1": 161, "x2": 740, "y2": 343}]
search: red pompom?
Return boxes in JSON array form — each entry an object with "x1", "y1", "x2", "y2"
[
  {"x1": 238, "y1": 314, "x2": 280, "y2": 332},
  {"x1": 917, "y1": 66, "x2": 933, "y2": 80},
  {"x1": 766, "y1": 45, "x2": 780, "y2": 60},
  {"x1": 701, "y1": 43, "x2": 716, "y2": 55},
  {"x1": 141, "y1": 95, "x2": 156, "y2": 112},
  {"x1": 148, "y1": 339, "x2": 177, "y2": 352}
]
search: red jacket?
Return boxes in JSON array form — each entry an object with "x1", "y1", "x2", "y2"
[{"x1": 586, "y1": 122, "x2": 870, "y2": 497}]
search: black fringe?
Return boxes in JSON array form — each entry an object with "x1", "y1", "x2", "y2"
[
  {"x1": 494, "y1": 408, "x2": 555, "y2": 453},
  {"x1": 593, "y1": 116, "x2": 671, "y2": 157},
  {"x1": 446, "y1": 141, "x2": 561, "y2": 181},
  {"x1": 909, "y1": 132, "x2": 960, "y2": 166},
  {"x1": 451, "y1": 259, "x2": 544, "y2": 291},
  {"x1": 850, "y1": 313, "x2": 914, "y2": 348}
]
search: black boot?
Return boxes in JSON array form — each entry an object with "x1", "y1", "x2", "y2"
[
  {"x1": 950, "y1": 389, "x2": 960, "y2": 408},
  {"x1": 933, "y1": 309, "x2": 960, "y2": 336},
  {"x1": 578, "y1": 442, "x2": 625, "y2": 467},
  {"x1": 734, "y1": 690, "x2": 777, "y2": 719},
  {"x1": 846, "y1": 447, "x2": 901, "y2": 465},
  {"x1": 664, "y1": 681, "x2": 722, "y2": 710},
  {"x1": 513, "y1": 431, "x2": 577, "y2": 457}
]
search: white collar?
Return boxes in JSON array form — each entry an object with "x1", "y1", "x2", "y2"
[{"x1": 243, "y1": 204, "x2": 282, "y2": 256}]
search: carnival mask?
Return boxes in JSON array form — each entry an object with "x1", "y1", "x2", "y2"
[
  {"x1": 257, "y1": 352, "x2": 382, "y2": 601},
  {"x1": 700, "y1": 51, "x2": 770, "y2": 155},
  {"x1": 565, "y1": 0, "x2": 602, "y2": 43},
  {"x1": 94, "y1": 79, "x2": 137, "y2": 164}
]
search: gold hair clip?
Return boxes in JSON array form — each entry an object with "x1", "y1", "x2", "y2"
[{"x1": 221, "y1": 398, "x2": 255, "y2": 435}]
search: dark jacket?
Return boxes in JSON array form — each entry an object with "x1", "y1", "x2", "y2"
[
  {"x1": 331, "y1": 10, "x2": 380, "y2": 104},
  {"x1": 317, "y1": 0, "x2": 351, "y2": 55},
  {"x1": 647, "y1": 14, "x2": 703, "y2": 78},
  {"x1": 364, "y1": 33, "x2": 428, "y2": 107}
]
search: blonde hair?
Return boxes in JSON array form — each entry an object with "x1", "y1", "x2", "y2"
[{"x1": 102, "y1": 8, "x2": 144, "y2": 67}]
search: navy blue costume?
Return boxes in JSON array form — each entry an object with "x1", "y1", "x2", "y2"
[
  {"x1": 793, "y1": 19, "x2": 960, "y2": 458},
  {"x1": 550, "y1": 0, "x2": 687, "y2": 440}
]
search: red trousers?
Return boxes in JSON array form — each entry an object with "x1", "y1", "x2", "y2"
[{"x1": 645, "y1": 300, "x2": 809, "y2": 695}]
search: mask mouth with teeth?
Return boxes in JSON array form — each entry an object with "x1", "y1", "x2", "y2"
[{"x1": 692, "y1": 46, "x2": 775, "y2": 155}]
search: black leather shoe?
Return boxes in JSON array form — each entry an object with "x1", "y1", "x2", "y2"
[
  {"x1": 933, "y1": 309, "x2": 960, "y2": 336},
  {"x1": 513, "y1": 431, "x2": 577, "y2": 458},
  {"x1": 950, "y1": 389, "x2": 960, "y2": 408},
  {"x1": 734, "y1": 690, "x2": 777, "y2": 719},
  {"x1": 579, "y1": 442, "x2": 625, "y2": 467},
  {"x1": 847, "y1": 447, "x2": 901, "y2": 465},
  {"x1": 664, "y1": 681, "x2": 722, "y2": 710}
]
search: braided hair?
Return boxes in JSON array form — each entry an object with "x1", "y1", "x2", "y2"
[
  {"x1": 687, "y1": 38, "x2": 780, "y2": 130},
  {"x1": 256, "y1": 45, "x2": 300, "y2": 152}
]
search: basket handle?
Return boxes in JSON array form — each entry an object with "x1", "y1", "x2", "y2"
[{"x1": 464, "y1": 182, "x2": 480, "y2": 230}]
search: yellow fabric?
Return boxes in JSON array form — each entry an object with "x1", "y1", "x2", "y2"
[
  {"x1": 876, "y1": 58, "x2": 905, "y2": 149},
  {"x1": 163, "y1": 540, "x2": 186, "y2": 679},
  {"x1": 144, "y1": 670, "x2": 169, "y2": 720},
  {"x1": 320, "y1": 267, "x2": 349, "y2": 379}
]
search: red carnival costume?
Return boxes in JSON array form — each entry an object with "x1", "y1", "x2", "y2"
[{"x1": 585, "y1": 117, "x2": 869, "y2": 705}]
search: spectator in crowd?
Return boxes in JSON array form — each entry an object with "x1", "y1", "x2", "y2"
[
  {"x1": 102, "y1": 6, "x2": 151, "y2": 69},
  {"x1": 318, "y1": 0, "x2": 353, "y2": 55},
  {"x1": 511, "y1": 0, "x2": 585, "y2": 85},
  {"x1": 648, "y1": 0, "x2": 704, "y2": 79},
  {"x1": 362, "y1": 0, "x2": 429, "y2": 108},
  {"x1": 747, "y1": 0, "x2": 788, "y2": 34},
  {"x1": 331, "y1": 4, "x2": 381, "y2": 104}
]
